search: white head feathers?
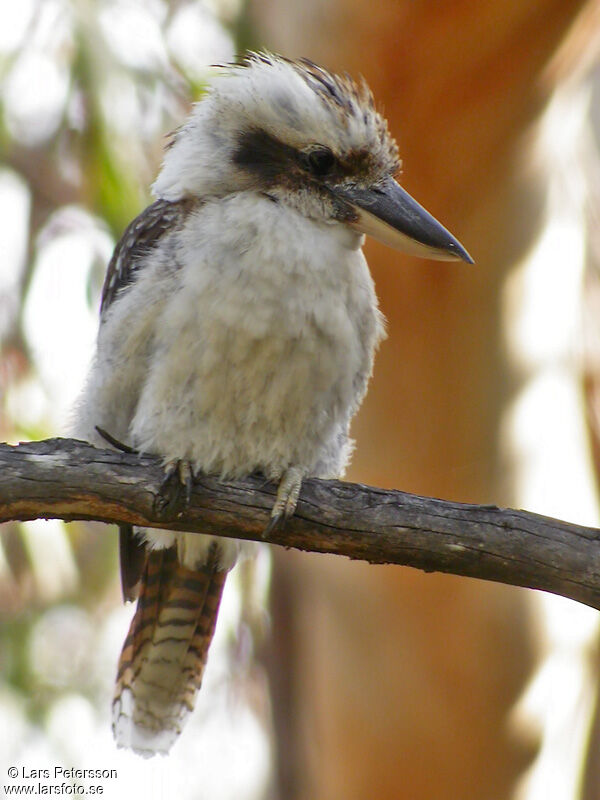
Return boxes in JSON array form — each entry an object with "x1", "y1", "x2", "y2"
[{"x1": 153, "y1": 53, "x2": 399, "y2": 202}]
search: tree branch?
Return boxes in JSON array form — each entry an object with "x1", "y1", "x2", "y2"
[{"x1": 2, "y1": 438, "x2": 600, "y2": 610}]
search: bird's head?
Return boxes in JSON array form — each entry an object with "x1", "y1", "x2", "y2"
[{"x1": 154, "y1": 53, "x2": 472, "y2": 263}]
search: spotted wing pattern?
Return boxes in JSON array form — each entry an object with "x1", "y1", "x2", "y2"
[
  {"x1": 100, "y1": 196, "x2": 227, "y2": 756},
  {"x1": 100, "y1": 197, "x2": 199, "y2": 317},
  {"x1": 100, "y1": 197, "x2": 200, "y2": 602}
]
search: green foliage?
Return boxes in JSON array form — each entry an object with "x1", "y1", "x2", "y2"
[{"x1": 0, "y1": 0, "x2": 237, "y2": 729}]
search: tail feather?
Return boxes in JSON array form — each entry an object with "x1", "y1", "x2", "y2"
[{"x1": 112, "y1": 547, "x2": 227, "y2": 756}]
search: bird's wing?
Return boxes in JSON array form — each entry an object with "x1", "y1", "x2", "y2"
[
  {"x1": 98, "y1": 196, "x2": 199, "y2": 601},
  {"x1": 119, "y1": 525, "x2": 147, "y2": 603},
  {"x1": 100, "y1": 197, "x2": 198, "y2": 316}
]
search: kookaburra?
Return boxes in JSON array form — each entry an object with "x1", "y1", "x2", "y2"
[{"x1": 74, "y1": 52, "x2": 472, "y2": 757}]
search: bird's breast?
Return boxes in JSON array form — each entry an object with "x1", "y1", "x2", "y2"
[{"x1": 130, "y1": 194, "x2": 384, "y2": 478}]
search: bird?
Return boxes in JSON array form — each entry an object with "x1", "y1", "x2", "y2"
[{"x1": 73, "y1": 52, "x2": 472, "y2": 757}]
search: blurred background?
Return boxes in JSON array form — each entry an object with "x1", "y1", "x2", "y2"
[{"x1": 2, "y1": 1, "x2": 600, "y2": 798}]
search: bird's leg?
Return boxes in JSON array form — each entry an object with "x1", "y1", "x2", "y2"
[
  {"x1": 264, "y1": 466, "x2": 305, "y2": 535},
  {"x1": 156, "y1": 458, "x2": 195, "y2": 514}
]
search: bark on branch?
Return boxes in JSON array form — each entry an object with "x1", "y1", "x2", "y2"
[{"x1": 2, "y1": 438, "x2": 600, "y2": 610}]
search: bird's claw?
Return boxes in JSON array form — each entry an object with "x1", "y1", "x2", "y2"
[
  {"x1": 155, "y1": 458, "x2": 195, "y2": 515},
  {"x1": 95, "y1": 425, "x2": 138, "y2": 455},
  {"x1": 264, "y1": 466, "x2": 304, "y2": 537}
]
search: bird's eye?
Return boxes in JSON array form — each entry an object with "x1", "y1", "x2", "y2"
[{"x1": 305, "y1": 147, "x2": 335, "y2": 177}]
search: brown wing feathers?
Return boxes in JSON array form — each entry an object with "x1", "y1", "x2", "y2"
[
  {"x1": 102, "y1": 195, "x2": 222, "y2": 755},
  {"x1": 100, "y1": 197, "x2": 200, "y2": 316},
  {"x1": 118, "y1": 525, "x2": 147, "y2": 602}
]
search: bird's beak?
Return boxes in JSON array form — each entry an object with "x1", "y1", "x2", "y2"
[{"x1": 336, "y1": 176, "x2": 474, "y2": 263}]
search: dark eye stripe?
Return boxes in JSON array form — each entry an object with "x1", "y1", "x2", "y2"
[{"x1": 233, "y1": 128, "x2": 299, "y2": 184}]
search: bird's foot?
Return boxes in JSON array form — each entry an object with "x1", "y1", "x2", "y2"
[
  {"x1": 264, "y1": 466, "x2": 305, "y2": 536},
  {"x1": 162, "y1": 458, "x2": 195, "y2": 504},
  {"x1": 155, "y1": 458, "x2": 195, "y2": 516}
]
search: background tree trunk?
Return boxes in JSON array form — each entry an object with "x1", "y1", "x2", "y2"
[{"x1": 248, "y1": 1, "x2": 599, "y2": 797}]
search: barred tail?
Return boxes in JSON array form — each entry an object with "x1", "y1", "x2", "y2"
[{"x1": 112, "y1": 547, "x2": 227, "y2": 756}]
